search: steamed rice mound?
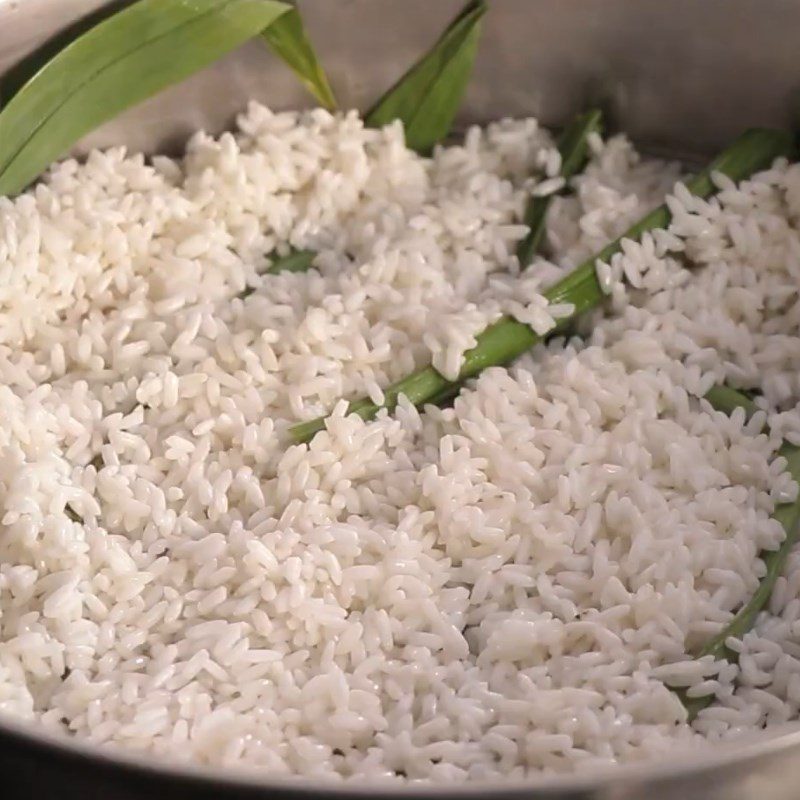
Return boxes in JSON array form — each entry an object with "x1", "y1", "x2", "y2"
[{"x1": 0, "y1": 104, "x2": 799, "y2": 780}]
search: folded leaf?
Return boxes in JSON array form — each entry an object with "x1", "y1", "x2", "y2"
[
  {"x1": 516, "y1": 109, "x2": 603, "y2": 268},
  {"x1": 0, "y1": 0, "x2": 291, "y2": 196},
  {"x1": 262, "y1": 5, "x2": 336, "y2": 110},
  {"x1": 365, "y1": 0, "x2": 486, "y2": 153}
]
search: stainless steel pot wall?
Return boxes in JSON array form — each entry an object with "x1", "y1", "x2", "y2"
[{"x1": 1, "y1": 1, "x2": 800, "y2": 798}]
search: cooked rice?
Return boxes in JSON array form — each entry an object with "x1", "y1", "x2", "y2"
[{"x1": 0, "y1": 104, "x2": 799, "y2": 781}]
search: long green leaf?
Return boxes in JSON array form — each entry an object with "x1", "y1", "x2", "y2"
[
  {"x1": 0, "y1": 3, "x2": 123, "y2": 105},
  {"x1": 677, "y1": 385, "x2": 800, "y2": 720},
  {"x1": 365, "y1": 0, "x2": 486, "y2": 153},
  {"x1": 262, "y1": 5, "x2": 336, "y2": 110},
  {"x1": 290, "y1": 128, "x2": 792, "y2": 443},
  {"x1": 516, "y1": 109, "x2": 603, "y2": 268},
  {"x1": 0, "y1": 0, "x2": 291, "y2": 196}
]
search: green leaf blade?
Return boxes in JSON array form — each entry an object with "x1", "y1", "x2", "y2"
[
  {"x1": 558, "y1": 108, "x2": 603, "y2": 179},
  {"x1": 516, "y1": 108, "x2": 603, "y2": 268},
  {"x1": 290, "y1": 127, "x2": 791, "y2": 443},
  {"x1": 0, "y1": 0, "x2": 291, "y2": 196},
  {"x1": 265, "y1": 247, "x2": 317, "y2": 274},
  {"x1": 238, "y1": 247, "x2": 317, "y2": 297},
  {"x1": 280, "y1": 1, "x2": 488, "y2": 280},
  {"x1": 262, "y1": 6, "x2": 336, "y2": 110},
  {"x1": 365, "y1": 0, "x2": 486, "y2": 153},
  {"x1": 703, "y1": 384, "x2": 760, "y2": 419},
  {"x1": 675, "y1": 385, "x2": 800, "y2": 720}
]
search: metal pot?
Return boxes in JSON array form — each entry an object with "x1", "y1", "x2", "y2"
[{"x1": 1, "y1": 1, "x2": 799, "y2": 797}]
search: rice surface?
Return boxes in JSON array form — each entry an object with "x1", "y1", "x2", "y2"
[{"x1": 0, "y1": 104, "x2": 799, "y2": 781}]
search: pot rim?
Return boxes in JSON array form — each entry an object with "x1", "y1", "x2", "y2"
[{"x1": 2, "y1": 713, "x2": 800, "y2": 796}]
